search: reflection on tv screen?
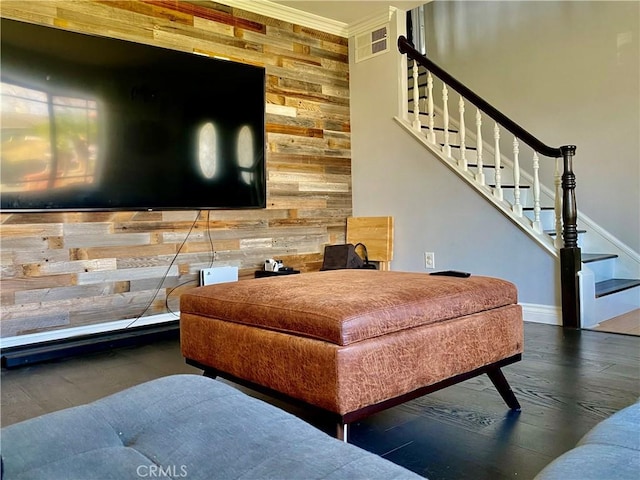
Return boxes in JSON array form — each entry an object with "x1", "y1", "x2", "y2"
[{"x1": 1, "y1": 82, "x2": 98, "y2": 193}]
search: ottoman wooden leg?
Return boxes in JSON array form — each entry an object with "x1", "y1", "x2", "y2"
[
  {"x1": 487, "y1": 368, "x2": 521, "y2": 411},
  {"x1": 336, "y1": 423, "x2": 348, "y2": 442}
]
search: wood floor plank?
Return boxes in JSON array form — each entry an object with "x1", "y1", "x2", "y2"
[{"x1": 592, "y1": 308, "x2": 640, "y2": 335}]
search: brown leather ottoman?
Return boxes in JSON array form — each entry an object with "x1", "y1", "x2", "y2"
[{"x1": 180, "y1": 270, "x2": 523, "y2": 440}]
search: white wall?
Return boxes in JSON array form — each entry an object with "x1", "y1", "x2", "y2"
[
  {"x1": 349, "y1": 8, "x2": 559, "y2": 308},
  {"x1": 422, "y1": 0, "x2": 640, "y2": 253}
]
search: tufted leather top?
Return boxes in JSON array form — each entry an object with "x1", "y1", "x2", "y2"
[{"x1": 180, "y1": 270, "x2": 518, "y2": 346}]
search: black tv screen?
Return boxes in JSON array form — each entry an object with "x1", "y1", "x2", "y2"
[{"x1": 1, "y1": 18, "x2": 266, "y2": 211}]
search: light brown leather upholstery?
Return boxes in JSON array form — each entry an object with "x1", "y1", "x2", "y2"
[
  {"x1": 180, "y1": 270, "x2": 523, "y2": 416},
  {"x1": 180, "y1": 270, "x2": 518, "y2": 345}
]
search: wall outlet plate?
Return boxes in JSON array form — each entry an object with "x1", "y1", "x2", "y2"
[{"x1": 425, "y1": 252, "x2": 435, "y2": 269}]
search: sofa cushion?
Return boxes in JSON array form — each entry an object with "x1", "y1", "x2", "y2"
[
  {"x1": 1, "y1": 374, "x2": 424, "y2": 480},
  {"x1": 579, "y1": 401, "x2": 640, "y2": 451},
  {"x1": 180, "y1": 270, "x2": 518, "y2": 346},
  {"x1": 534, "y1": 401, "x2": 640, "y2": 479},
  {"x1": 533, "y1": 444, "x2": 639, "y2": 480}
]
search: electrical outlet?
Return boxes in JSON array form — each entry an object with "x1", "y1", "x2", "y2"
[{"x1": 425, "y1": 252, "x2": 435, "y2": 269}]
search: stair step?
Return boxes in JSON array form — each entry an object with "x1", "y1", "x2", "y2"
[
  {"x1": 595, "y1": 278, "x2": 640, "y2": 298},
  {"x1": 523, "y1": 206, "x2": 554, "y2": 211},
  {"x1": 442, "y1": 143, "x2": 472, "y2": 149},
  {"x1": 426, "y1": 126, "x2": 460, "y2": 134},
  {"x1": 582, "y1": 253, "x2": 618, "y2": 282},
  {"x1": 582, "y1": 253, "x2": 619, "y2": 263},
  {"x1": 408, "y1": 75, "x2": 428, "y2": 82},
  {"x1": 468, "y1": 163, "x2": 504, "y2": 169},
  {"x1": 408, "y1": 109, "x2": 439, "y2": 116},
  {"x1": 489, "y1": 184, "x2": 531, "y2": 189},
  {"x1": 544, "y1": 229, "x2": 587, "y2": 236}
]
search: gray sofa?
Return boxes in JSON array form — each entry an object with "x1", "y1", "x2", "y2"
[
  {"x1": 534, "y1": 399, "x2": 640, "y2": 479},
  {"x1": 1, "y1": 374, "x2": 423, "y2": 480}
]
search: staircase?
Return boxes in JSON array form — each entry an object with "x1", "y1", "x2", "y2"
[{"x1": 397, "y1": 39, "x2": 640, "y2": 329}]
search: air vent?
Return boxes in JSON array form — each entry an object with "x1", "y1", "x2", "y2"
[{"x1": 355, "y1": 24, "x2": 389, "y2": 63}]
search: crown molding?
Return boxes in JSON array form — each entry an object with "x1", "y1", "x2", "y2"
[
  {"x1": 349, "y1": 6, "x2": 397, "y2": 37},
  {"x1": 215, "y1": 0, "x2": 349, "y2": 37}
]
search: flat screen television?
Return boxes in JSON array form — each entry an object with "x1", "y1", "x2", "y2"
[{"x1": 1, "y1": 18, "x2": 266, "y2": 211}]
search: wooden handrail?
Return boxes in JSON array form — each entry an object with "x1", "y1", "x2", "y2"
[{"x1": 398, "y1": 35, "x2": 571, "y2": 159}]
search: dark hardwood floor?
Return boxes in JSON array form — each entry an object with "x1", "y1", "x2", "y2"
[{"x1": 2, "y1": 322, "x2": 639, "y2": 480}]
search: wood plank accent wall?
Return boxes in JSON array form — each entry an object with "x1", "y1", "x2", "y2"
[{"x1": 0, "y1": 0, "x2": 351, "y2": 337}]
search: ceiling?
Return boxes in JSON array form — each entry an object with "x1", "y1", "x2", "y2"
[{"x1": 269, "y1": 1, "x2": 426, "y2": 26}]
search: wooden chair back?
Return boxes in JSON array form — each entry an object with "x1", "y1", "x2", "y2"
[{"x1": 346, "y1": 216, "x2": 394, "y2": 271}]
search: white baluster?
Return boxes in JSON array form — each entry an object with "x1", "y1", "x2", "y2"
[
  {"x1": 427, "y1": 72, "x2": 435, "y2": 143},
  {"x1": 442, "y1": 84, "x2": 451, "y2": 157},
  {"x1": 512, "y1": 138, "x2": 522, "y2": 216},
  {"x1": 554, "y1": 157, "x2": 563, "y2": 249},
  {"x1": 532, "y1": 152, "x2": 542, "y2": 233},
  {"x1": 493, "y1": 122, "x2": 502, "y2": 200},
  {"x1": 412, "y1": 61, "x2": 421, "y2": 131},
  {"x1": 475, "y1": 109, "x2": 485, "y2": 184},
  {"x1": 458, "y1": 96, "x2": 467, "y2": 171}
]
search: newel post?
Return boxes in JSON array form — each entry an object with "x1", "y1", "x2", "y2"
[{"x1": 559, "y1": 145, "x2": 581, "y2": 329}]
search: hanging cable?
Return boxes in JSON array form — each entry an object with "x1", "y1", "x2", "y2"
[{"x1": 125, "y1": 210, "x2": 202, "y2": 329}]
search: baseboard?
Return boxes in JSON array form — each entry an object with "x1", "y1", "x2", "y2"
[
  {"x1": 1, "y1": 317, "x2": 179, "y2": 369},
  {"x1": 1, "y1": 312, "x2": 179, "y2": 350},
  {"x1": 521, "y1": 303, "x2": 562, "y2": 325}
]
